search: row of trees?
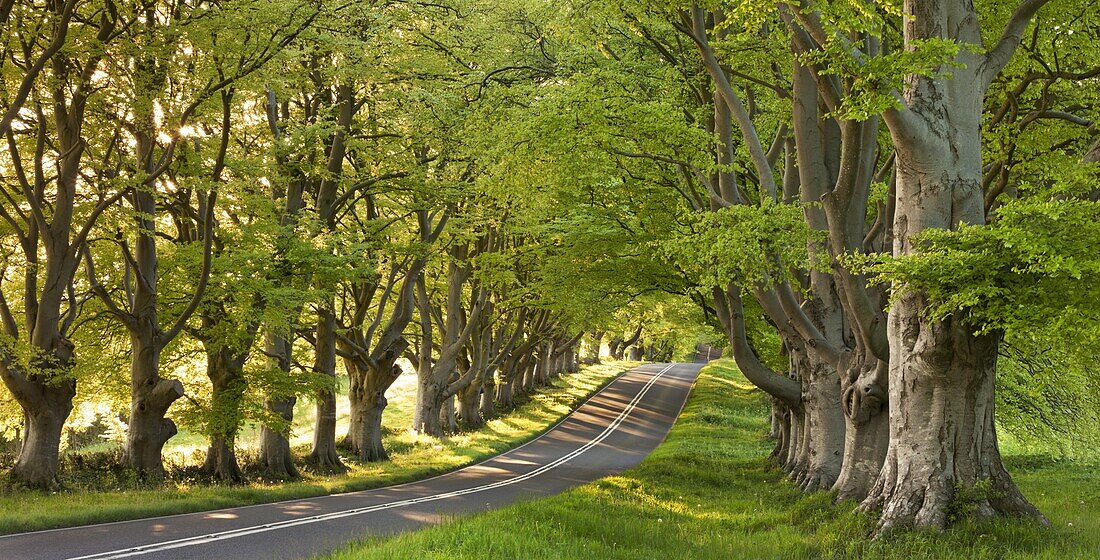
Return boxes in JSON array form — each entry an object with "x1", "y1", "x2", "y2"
[
  {"x1": 0, "y1": 0, "x2": 705, "y2": 489},
  {"x1": 4, "y1": 0, "x2": 1098, "y2": 538},
  {"x1": 451, "y1": 0, "x2": 1099, "y2": 534}
]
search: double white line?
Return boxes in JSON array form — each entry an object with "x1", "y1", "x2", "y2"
[{"x1": 67, "y1": 363, "x2": 676, "y2": 560}]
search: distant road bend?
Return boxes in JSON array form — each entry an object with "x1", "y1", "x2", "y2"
[{"x1": 1, "y1": 362, "x2": 702, "y2": 560}]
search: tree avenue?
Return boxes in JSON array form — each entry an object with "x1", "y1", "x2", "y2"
[{"x1": 1, "y1": 0, "x2": 1098, "y2": 544}]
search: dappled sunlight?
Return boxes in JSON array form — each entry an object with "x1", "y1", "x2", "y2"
[
  {"x1": 201, "y1": 512, "x2": 239, "y2": 520},
  {"x1": 0, "y1": 364, "x2": 628, "y2": 535},
  {"x1": 318, "y1": 363, "x2": 1100, "y2": 560}
]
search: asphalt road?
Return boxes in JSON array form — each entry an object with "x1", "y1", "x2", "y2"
[{"x1": 0, "y1": 362, "x2": 701, "y2": 560}]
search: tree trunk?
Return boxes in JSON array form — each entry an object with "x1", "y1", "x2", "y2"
[
  {"x1": 343, "y1": 358, "x2": 363, "y2": 449},
  {"x1": 258, "y1": 396, "x2": 298, "y2": 479},
  {"x1": 479, "y1": 369, "x2": 497, "y2": 419},
  {"x1": 865, "y1": 298, "x2": 1043, "y2": 529},
  {"x1": 589, "y1": 332, "x2": 603, "y2": 364},
  {"x1": 496, "y1": 380, "x2": 514, "y2": 410},
  {"x1": 866, "y1": 33, "x2": 1045, "y2": 525},
  {"x1": 833, "y1": 353, "x2": 889, "y2": 502},
  {"x1": 202, "y1": 350, "x2": 247, "y2": 483},
  {"x1": 521, "y1": 364, "x2": 535, "y2": 394},
  {"x1": 440, "y1": 394, "x2": 457, "y2": 434},
  {"x1": 11, "y1": 397, "x2": 71, "y2": 490},
  {"x1": 784, "y1": 404, "x2": 803, "y2": 473},
  {"x1": 354, "y1": 395, "x2": 388, "y2": 462},
  {"x1": 306, "y1": 306, "x2": 345, "y2": 473},
  {"x1": 346, "y1": 375, "x2": 388, "y2": 462},
  {"x1": 257, "y1": 329, "x2": 299, "y2": 479},
  {"x1": 203, "y1": 435, "x2": 243, "y2": 484},
  {"x1": 308, "y1": 386, "x2": 344, "y2": 472},
  {"x1": 797, "y1": 353, "x2": 845, "y2": 491},
  {"x1": 124, "y1": 329, "x2": 183, "y2": 480},
  {"x1": 457, "y1": 382, "x2": 483, "y2": 429},
  {"x1": 344, "y1": 357, "x2": 403, "y2": 463},
  {"x1": 608, "y1": 338, "x2": 623, "y2": 360},
  {"x1": 535, "y1": 344, "x2": 551, "y2": 386},
  {"x1": 415, "y1": 379, "x2": 445, "y2": 437},
  {"x1": 769, "y1": 400, "x2": 791, "y2": 465},
  {"x1": 479, "y1": 383, "x2": 496, "y2": 419}
]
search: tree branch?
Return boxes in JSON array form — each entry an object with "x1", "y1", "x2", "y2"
[{"x1": 983, "y1": 0, "x2": 1054, "y2": 89}]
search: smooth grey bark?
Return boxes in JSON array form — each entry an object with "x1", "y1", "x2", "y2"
[
  {"x1": 798, "y1": 353, "x2": 845, "y2": 491},
  {"x1": 785, "y1": 52, "x2": 891, "y2": 501},
  {"x1": 859, "y1": 0, "x2": 1051, "y2": 531}
]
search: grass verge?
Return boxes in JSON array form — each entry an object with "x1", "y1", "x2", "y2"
[
  {"x1": 0, "y1": 362, "x2": 632, "y2": 535},
  {"x1": 319, "y1": 359, "x2": 1100, "y2": 560}
]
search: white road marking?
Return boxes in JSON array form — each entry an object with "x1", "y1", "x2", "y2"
[
  {"x1": 3, "y1": 364, "x2": 656, "y2": 541},
  {"x1": 65, "y1": 364, "x2": 677, "y2": 560}
]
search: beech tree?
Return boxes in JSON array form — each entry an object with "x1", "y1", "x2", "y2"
[
  {"x1": 0, "y1": 0, "x2": 126, "y2": 489},
  {"x1": 1, "y1": 0, "x2": 1097, "y2": 543}
]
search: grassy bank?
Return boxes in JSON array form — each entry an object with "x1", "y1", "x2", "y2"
[
  {"x1": 0, "y1": 362, "x2": 631, "y2": 535},
  {"x1": 321, "y1": 360, "x2": 1099, "y2": 560}
]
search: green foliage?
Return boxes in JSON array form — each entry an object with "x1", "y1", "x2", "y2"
[
  {"x1": 855, "y1": 197, "x2": 1100, "y2": 354},
  {"x1": 801, "y1": 36, "x2": 963, "y2": 120},
  {"x1": 0, "y1": 363, "x2": 624, "y2": 533},
  {"x1": 851, "y1": 193, "x2": 1100, "y2": 453},
  {"x1": 319, "y1": 360, "x2": 1100, "y2": 560},
  {"x1": 665, "y1": 201, "x2": 819, "y2": 290}
]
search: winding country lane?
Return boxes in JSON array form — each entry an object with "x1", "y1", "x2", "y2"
[{"x1": 0, "y1": 362, "x2": 701, "y2": 560}]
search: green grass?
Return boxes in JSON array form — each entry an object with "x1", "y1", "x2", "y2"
[
  {"x1": 319, "y1": 359, "x2": 1100, "y2": 560},
  {"x1": 0, "y1": 362, "x2": 633, "y2": 535}
]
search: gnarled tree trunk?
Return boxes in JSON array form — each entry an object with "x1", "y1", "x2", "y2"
[
  {"x1": 344, "y1": 359, "x2": 395, "y2": 462},
  {"x1": 10, "y1": 384, "x2": 73, "y2": 490},
  {"x1": 833, "y1": 352, "x2": 889, "y2": 501},
  {"x1": 125, "y1": 329, "x2": 183, "y2": 479},
  {"x1": 865, "y1": 1, "x2": 1050, "y2": 525}
]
